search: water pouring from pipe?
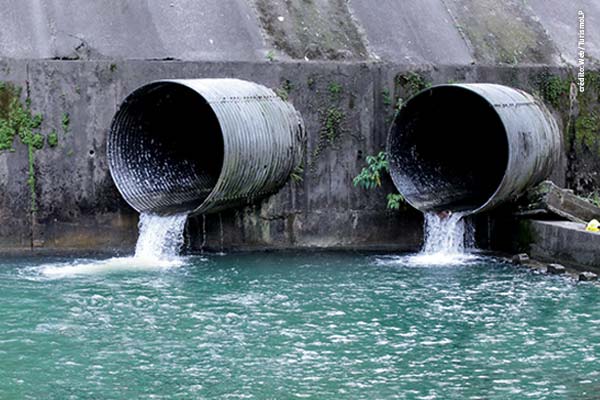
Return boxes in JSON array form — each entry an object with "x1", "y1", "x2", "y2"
[{"x1": 387, "y1": 83, "x2": 561, "y2": 263}]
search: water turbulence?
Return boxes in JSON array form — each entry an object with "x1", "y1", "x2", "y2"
[
  {"x1": 408, "y1": 212, "x2": 476, "y2": 265},
  {"x1": 386, "y1": 84, "x2": 561, "y2": 265},
  {"x1": 38, "y1": 214, "x2": 189, "y2": 278},
  {"x1": 134, "y1": 212, "x2": 188, "y2": 261}
]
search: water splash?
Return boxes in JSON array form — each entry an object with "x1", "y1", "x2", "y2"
[
  {"x1": 135, "y1": 212, "x2": 188, "y2": 261},
  {"x1": 39, "y1": 212, "x2": 189, "y2": 278},
  {"x1": 407, "y1": 212, "x2": 477, "y2": 265},
  {"x1": 422, "y1": 212, "x2": 466, "y2": 254}
]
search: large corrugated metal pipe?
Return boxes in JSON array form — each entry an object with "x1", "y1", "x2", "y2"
[
  {"x1": 387, "y1": 83, "x2": 561, "y2": 214},
  {"x1": 108, "y1": 79, "x2": 305, "y2": 215}
]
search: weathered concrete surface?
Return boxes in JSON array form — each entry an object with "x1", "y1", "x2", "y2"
[
  {"x1": 444, "y1": 0, "x2": 561, "y2": 65},
  {"x1": 527, "y1": 0, "x2": 600, "y2": 66},
  {"x1": 349, "y1": 0, "x2": 473, "y2": 65},
  {"x1": 518, "y1": 180, "x2": 600, "y2": 223},
  {"x1": 1, "y1": 0, "x2": 599, "y2": 64},
  {"x1": 254, "y1": 0, "x2": 369, "y2": 61},
  {"x1": 0, "y1": 60, "x2": 426, "y2": 253},
  {"x1": 525, "y1": 220, "x2": 600, "y2": 273},
  {"x1": 0, "y1": 0, "x2": 266, "y2": 61}
]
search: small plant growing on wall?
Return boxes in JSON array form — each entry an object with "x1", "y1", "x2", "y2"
[
  {"x1": 0, "y1": 82, "x2": 66, "y2": 212},
  {"x1": 353, "y1": 151, "x2": 405, "y2": 210}
]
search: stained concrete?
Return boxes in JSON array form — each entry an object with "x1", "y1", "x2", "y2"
[
  {"x1": 0, "y1": 0, "x2": 266, "y2": 61},
  {"x1": 0, "y1": 60, "x2": 426, "y2": 252},
  {"x1": 527, "y1": 0, "x2": 600, "y2": 66},
  {"x1": 349, "y1": 0, "x2": 473, "y2": 65},
  {"x1": 527, "y1": 220, "x2": 600, "y2": 273},
  {"x1": 0, "y1": 59, "x2": 596, "y2": 253},
  {"x1": 0, "y1": 1, "x2": 599, "y2": 253},
  {"x1": 1, "y1": 0, "x2": 599, "y2": 64}
]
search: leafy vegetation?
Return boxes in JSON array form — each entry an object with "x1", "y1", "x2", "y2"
[
  {"x1": 583, "y1": 191, "x2": 600, "y2": 208},
  {"x1": 0, "y1": 85, "x2": 46, "y2": 211},
  {"x1": 397, "y1": 71, "x2": 431, "y2": 98},
  {"x1": 575, "y1": 113, "x2": 600, "y2": 153},
  {"x1": 275, "y1": 80, "x2": 293, "y2": 101},
  {"x1": 62, "y1": 112, "x2": 70, "y2": 134},
  {"x1": 0, "y1": 83, "x2": 65, "y2": 212},
  {"x1": 328, "y1": 82, "x2": 342, "y2": 100},
  {"x1": 382, "y1": 89, "x2": 392, "y2": 107},
  {"x1": 321, "y1": 107, "x2": 344, "y2": 144},
  {"x1": 47, "y1": 130, "x2": 59, "y2": 147},
  {"x1": 353, "y1": 151, "x2": 388, "y2": 189},
  {"x1": 290, "y1": 164, "x2": 304, "y2": 183},
  {"x1": 386, "y1": 193, "x2": 405, "y2": 210},
  {"x1": 311, "y1": 107, "x2": 346, "y2": 169},
  {"x1": 535, "y1": 72, "x2": 570, "y2": 109},
  {"x1": 353, "y1": 151, "x2": 405, "y2": 209}
]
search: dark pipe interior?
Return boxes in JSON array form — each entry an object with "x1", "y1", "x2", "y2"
[
  {"x1": 388, "y1": 86, "x2": 508, "y2": 212},
  {"x1": 109, "y1": 82, "x2": 224, "y2": 214}
]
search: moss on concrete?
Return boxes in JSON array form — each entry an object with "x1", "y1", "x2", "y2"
[
  {"x1": 0, "y1": 82, "x2": 67, "y2": 212},
  {"x1": 575, "y1": 113, "x2": 600, "y2": 153},
  {"x1": 253, "y1": 0, "x2": 368, "y2": 60},
  {"x1": 0, "y1": 83, "x2": 23, "y2": 150},
  {"x1": 560, "y1": 69, "x2": 600, "y2": 193},
  {"x1": 47, "y1": 130, "x2": 59, "y2": 147},
  {"x1": 534, "y1": 72, "x2": 571, "y2": 109},
  {"x1": 395, "y1": 71, "x2": 431, "y2": 99},
  {"x1": 275, "y1": 79, "x2": 293, "y2": 101},
  {"x1": 574, "y1": 71, "x2": 600, "y2": 155},
  {"x1": 450, "y1": 0, "x2": 557, "y2": 64}
]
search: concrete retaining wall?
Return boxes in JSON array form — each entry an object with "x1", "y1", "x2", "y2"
[
  {"x1": 526, "y1": 220, "x2": 600, "y2": 273},
  {"x1": 0, "y1": 0, "x2": 599, "y2": 253},
  {"x1": 0, "y1": 59, "x2": 596, "y2": 253}
]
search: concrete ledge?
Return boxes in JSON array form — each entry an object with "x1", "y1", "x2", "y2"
[{"x1": 528, "y1": 220, "x2": 600, "y2": 273}]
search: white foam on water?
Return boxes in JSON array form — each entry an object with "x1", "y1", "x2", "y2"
[
  {"x1": 38, "y1": 212, "x2": 189, "y2": 278},
  {"x1": 370, "y1": 212, "x2": 478, "y2": 267},
  {"x1": 38, "y1": 256, "x2": 184, "y2": 278}
]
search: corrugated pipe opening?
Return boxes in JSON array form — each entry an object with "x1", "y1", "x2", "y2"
[
  {"x1": 387, "y1": 84, "x2": 561, "y2": 214},
  {"x1": 108, "y1": 79, "x2": 305, "y2": 216}
]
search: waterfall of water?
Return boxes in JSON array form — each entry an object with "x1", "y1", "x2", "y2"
[
  {"x1": 38, "y1": 212, "x2": 189, "y2": 277},
  {"x1": 135, "y1": 212, "x2": 188, "y2": 261},
  {"x1": 405, "y1": 211, "x2": 476, "y2": 265},
  {"x1": 422, "y1": 212, "x2": 467, "y2": 254}
]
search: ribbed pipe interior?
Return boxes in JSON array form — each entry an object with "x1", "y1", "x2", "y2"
[
  {"x1": 108, "y1": 82, "x2": 224, "y2": 214},
  {"x1": 388, "y1": 86, "x2": 509, "y2": 212}
]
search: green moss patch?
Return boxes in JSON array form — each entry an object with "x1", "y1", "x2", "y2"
[
  {"x1": 0, "y1": 82, "x2": 66, "y2": 212},
  {"x1": 575, "y1": 113, "x2": 600, "y2": 153},
  {"x1": 450, "y1": 0, "x2": 556, "y2": 64}
]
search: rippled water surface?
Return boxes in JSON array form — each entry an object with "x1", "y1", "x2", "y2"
[{"x1": 1, "y1": 252, "x2": 599, "y2": 399}]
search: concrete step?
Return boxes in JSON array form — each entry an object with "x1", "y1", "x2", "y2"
[{"x1": 525, "y1": 219, "x2": 600, "y2": 273}]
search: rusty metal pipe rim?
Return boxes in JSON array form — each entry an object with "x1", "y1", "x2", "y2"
[
  {"x1": 386, "y1": 83, "x2": 561, "y2": 215},
  {"x1": 108, "y1": 78, "x2": 305, "y2": 216}
]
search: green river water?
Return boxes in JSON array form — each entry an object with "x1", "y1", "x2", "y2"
[{"x1": 0, "y1": 252, "x2": 598, "y2": 399}]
